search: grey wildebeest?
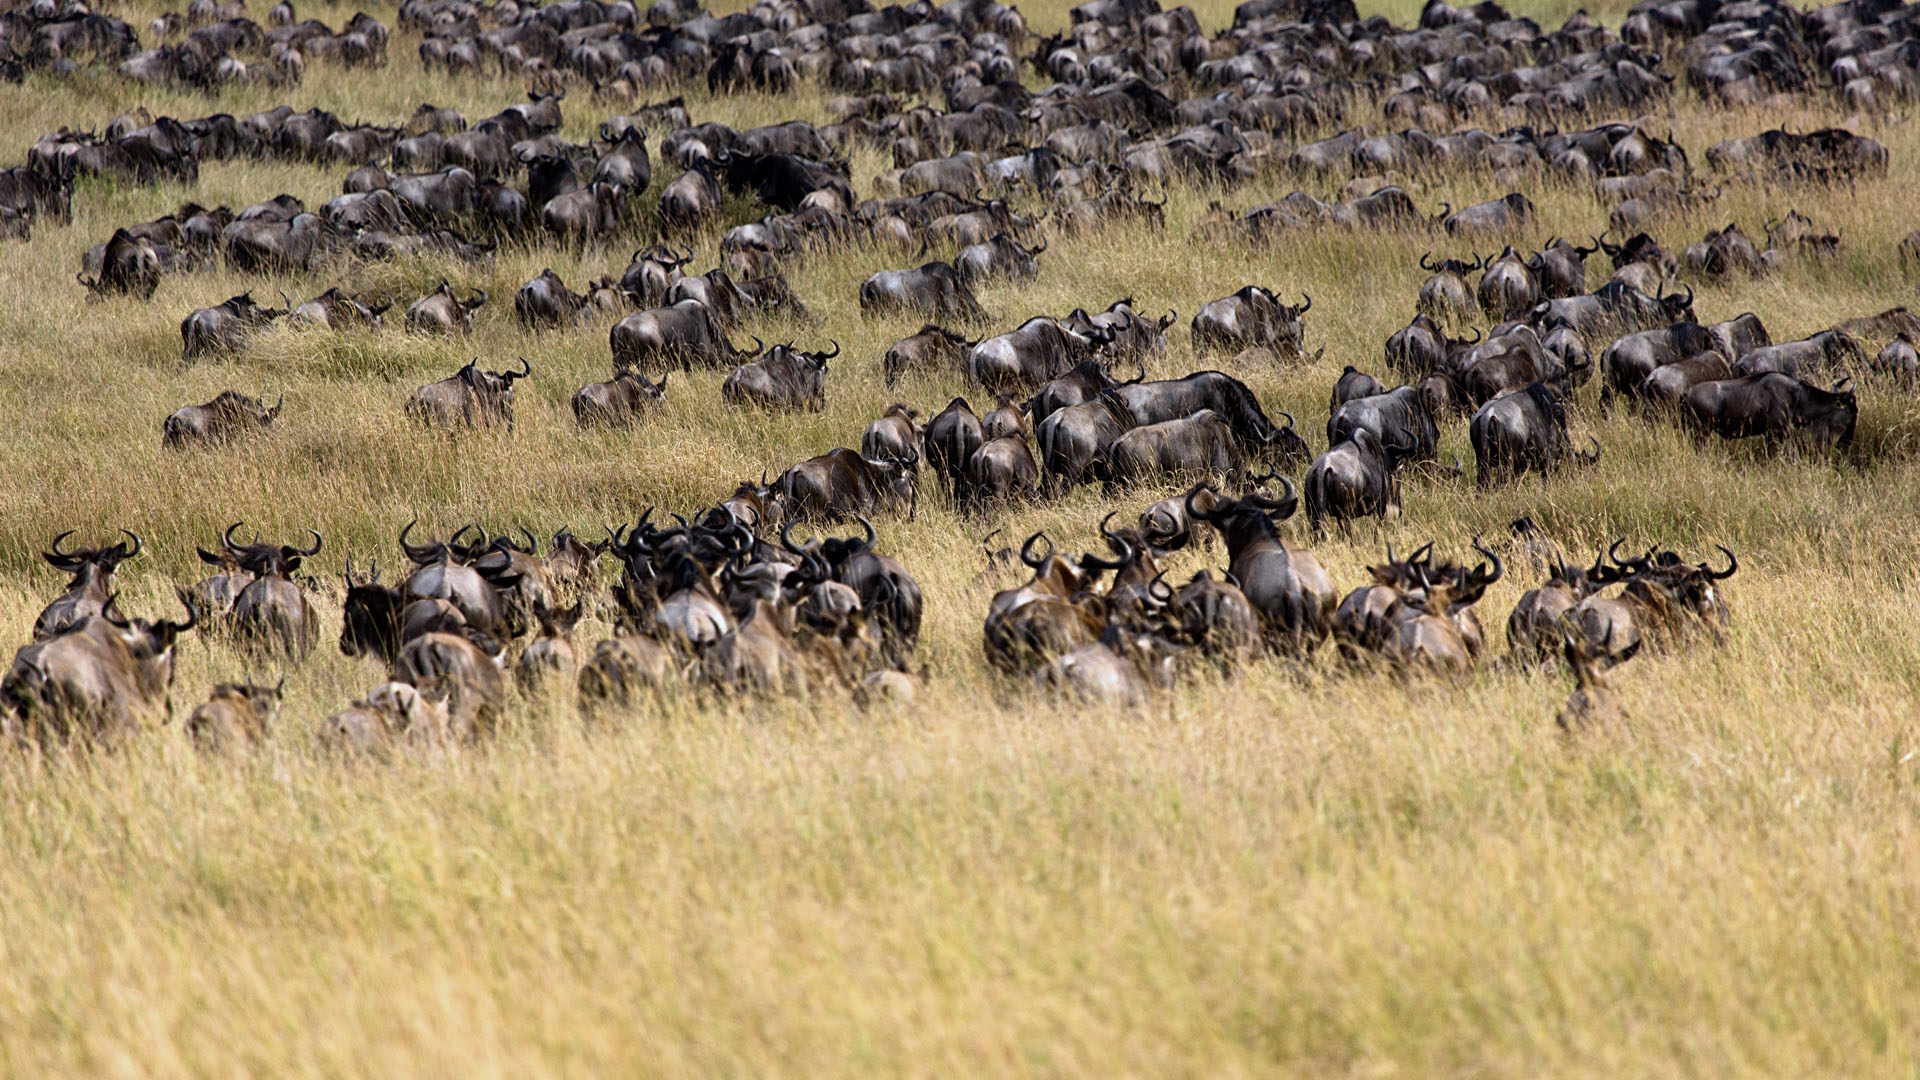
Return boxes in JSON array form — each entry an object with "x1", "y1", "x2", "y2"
[
  {"x1": 1328, "y1": 385, "x2": 1440, "y2": 463},
  {"x1": 859, "y1": 261, "x2": 988, "y2": 322},
  {"x1": 1478, "y1": 246, "x2": 1541, "y2": 320},
  {"x1": 610, "y1": 300, "x2": 763, "y2": 372},
  {"x1": 1469, "y1": 383, "x2": 1600, "y2": 487},
  {"x1": 1112, "y1": 370, "x2": 1310, "y2": 466},
  {"x1": 181, "y1": 291, "x2": 288, "y2": 361},
  {"x1": 1304, "y1": 428, "x2": 1413, "y2": 537},
  {"x1": 2, "y1": 590, "x2": 198, "y2": 746},
  {"x1": 955, "y1": 232, "x2": 1044, "y2": 284},
  {"x1": 883, "y1": 323, "x2": 974, "y2": 386},
  {"x1": 221, "y1": 524, "x2": 324, "y2": 659},
  {"x1": 1417, "y1": 252, "x2": 1482, "y2": 325},
  {"x1": 1191, "y1": 287, "x2": 1310, "y2": 359},
  {"x1": 405, "y1": 279, "x2": 487, "y2": 334},
  {"x1": 1184, "y1": 477, "x2": 1336, "y2": 655},
  {"x1": 162, "y1": 390, "x2": 281, "y2": 448},
  {"x1": 924, "y1": 397, "x2": 984, "y2": 491},
  {"x1": 969, "y1": 316, "x2": 1115, "y2": 394},
  {"x1": 1526, "y1": 237, "x2": 1603, "y2": 299},
  {"x1": 406, "y1": 357, "x2": 530, "y2": 430},
  {"x1": 1730, "y1": 330, "x2": 1869, "y2": 380},
  {"x1": 572, "y1": 369, "x2": 668, "y2": 427},
  {"x1": 33, "y1": 529, "x2": 142, "y2": 641},
  {"x1": 1036, "y1": 389, "x2": 1137, "y2": 490},
  {"x1": 722, "y1": 340, "x2": 836, "y2": 411},
  {"x1": 1103, "y1": 410, "x2": 1245, "y2": 487},
  {"x1": 861, "y1": 404, "x2": 921, "y2": 471},
  {"x1": 514, "y1": 267, "x2": 586, "y2": 329}
]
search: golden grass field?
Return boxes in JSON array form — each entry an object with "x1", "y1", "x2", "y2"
[{"x1": 3, "y1": 0, "x2": 1920, "y2": 1073}]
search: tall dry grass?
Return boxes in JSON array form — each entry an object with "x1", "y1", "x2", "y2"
[{"x1": 1, "y1": 0, "x2": 1919, "y2": 1073}]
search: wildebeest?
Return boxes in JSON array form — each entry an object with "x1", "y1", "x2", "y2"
[
  {"x1": 1730, "y1": 330, "x2": 1868, "y2": 380},
  {"x1": 1112, "y1": 370, "x2": 1309, "y2": 466},
  {"x1": 970, "y1": 316, "x2": 1115, "y2": 394},
  {"x1": 859, "y1": 261, "x2": 988, "y2": 322},
  {"x1": 542, "y1": 182, "x2": 626, "y2": 249},
  {"x1": 514, "y1": 267, "x2": 586, "y2": 329},
  {"x1": 1304, "y1": 428, "x2": 1411, "y2": 536},
  {"x1": 405, "y1": 280, "x2": 487, "y2": 334},
  {"x1": 610, "y1": 300, "x2": 763, "y2": 372},
  {"x1": 1417, "y1": 252, "x2": 1481, "y2": 324},
  {"x1": 1103, "y1": 410, "x2": 1245, "y2": 486},
  {"x1": 77, "y1": 227, "x2": 162, "y2": 299},
  {"x1": 1507, "y1": 548, "x2": 1613, "y2": 661},
  {"x1": 1478, "y1": 246, "x2": 1541, "y2": 320},
  {"x1": 963, "y1": 434, "x2": 1040, "y2": 507},
  {"x1": 515, "y1": 602, "x2": 583, "y2": 697},
  {"x1": 1469, "y1": 383, "x2": 1600, "y2": 487},
  {"x1": 722, "y1": 340, "x2": 836, "y2": 411},
  {"x1": 883, "y1": 324, "x2": 974, "y2": 387},
  {"x1": 1191, "y1": 287, "x2": 1310, "y2": 358},
  {"x1": 1681, "y1": 374, "x2": 1857, "y2": 452},
  {"x1": 1566, "y1": 541, "x2": 1737, "y2": 667},
  {"x1": 1439, "y1": 193, "x2": 1534, "y2": 234},
  {"x1": 571, "y1": 369, "x2": 667, "y2": 427},
  {"x1": 291, "y1": 286, "x2": 390, "y2": 331},
  {"x1": 180, "y1": 291, "x2": 288, "y2": 361},
  {"x1": 777, "y1": 448, "x2": 917, "y2": 521},
  {"x1": 33, "y1": 529, "x2": 142, "y2": 641},
  {"x1": 186, "y1": 679, "x2": 281, "y2": 753},
  {"x1": 1526, "y1": 237, "x2": 1603, "y2": 299},
  {"x1": 390, "y1": 629, "x2": 507, "y2": 740},
  {"x1": 1331, "y1": 366, "x2": 1387, "y2": 413},
  {"x1": 162, "y1": 390, "x2": 281, "y2": 448},
  {"x1": 223, "y1": 525, "x2": 324, "y2": 659},
  {"x1": 861, "y1": 404, "x2": 921, "y2": 471},
  {"x1": 1184, "y1": 477, "x2": 1336, "y2": 654},
  {"x1": 406, "y1": 357, "x2": 530, "y2": 430},
  {"x1": 924, "y1": 397, "x2": 985, "y2": 491},
  {"x1": 955, "y1": 232, "x2": 1044, "y2": 284},
  {"x1": 3, "y1": 590, "x2": 198, "y2": 746},
  {"x1": 1532, "y1": 282, "x2": 1695, "y2": 340},
  {"x1": 1036, "y1": 390, "x2": 1137, "y2": 489},
  {"x1": 1328, "y1": 385, "x2": 1439, "y2": 463}
]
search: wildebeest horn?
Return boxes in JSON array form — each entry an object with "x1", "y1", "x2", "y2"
[
  {"x1": 1297, "y1": 292, "x2": 1312, "y2": 314},
  {"x1": 1019, "y1": 530, "x2": 1052, "y2": 569},
  {"x1": 518, "y1": 525, "x2": 538, "y2": 553},
  {"x1": 1420, "y1": 252, "x2": 1435, "y2": 271},
  {"x1": 1184, "y1": 484, "x2": 1216, "y2": 523},
  {"x1": 1432, "y1": 201, "x2": 1452, "y2": 222},
  {"x1": 853, "y1": 514, "x2": 876, "y2": 551},
  {"x1": 470, "y1": 287, "x2": 488, "y2": 307},
  {"x1": 223, "y1": 521, "x2": 247, "y2": 550},
  {"x1": 46, "y1": 529, "x2": 75, "y2": 560},
  {"x1": 1278, "y1": 410, "x2": 1295, "y2": 430},
  {"x1": 779, "y1": 518, "x2": 812, "y2": 556},
  {"x1": 1468, "y1": 535, "x2": 1502, "y2": 586},
  {"x1": 508, "y1": 356, "x2": 531, "y2": 380},
  {"x1": 1702, "y1": 545, "x2": 1738, "y2": 580},
  {"x1": 1248, "y1": 474, "x2": 1296, "y2": 516},
  {"x1": 294, "y1": 529, "x2": 322, "y2": 556},
  {"x1": 1126, "y1": 359, "x2": 1147, "y2": 385},
  {"x1": 102, "y1": 592, "x2": 128, "y2": 628},
  {"x1": 1078, "y1": 529, "x2": 1133, "y2": 571},
  {"x1": 1579, "y1": 235, "x2": 1602, "y2": 255},
  {"x1": 117, "y1": 528, "x2": 142, "y2": 559},
  {"x1": 821, "y1": 339, "x2": 841, "y2": 360},
  {"x1": 162, "y1": 587, "x2": 199, "y2": 636},
  {"x1": 739, "y1": 335, "x2": 764, "y2": 357},
  {"x1": 1032, "y1": 236, "x2": 1047, "y2": 254}
]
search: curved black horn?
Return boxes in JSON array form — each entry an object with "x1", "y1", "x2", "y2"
[
  {"x1": 854, "y1": 514, "x2": 876, "y2": 551},
  {"x1": 296, "y1": 529, "x2": 323, "y2": 556},
  {"x1": 1019, "y1": 530, "x2": 1052, "y2": 569},
  {"x1": 1703, "y1": 545, "x2": 1738, "y2": 580},
  {"x1": 1469, "y1": 535, "x2": 1503, "y2": 585},
  {"x1": 118, "y1": 528, "x2": 143, "y2": 559}
]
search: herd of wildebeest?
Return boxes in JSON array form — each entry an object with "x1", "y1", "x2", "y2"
[{"x1": 6, "y1": 0, "x2": 1920, "y2": 751}]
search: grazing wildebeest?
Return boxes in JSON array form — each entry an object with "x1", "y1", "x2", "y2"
[
  {"x1": 610, "y1": 300, "x2": 763, "y2": 372},
  {"x1": 406, "y1": 357, "x2": 530, "y2": 430},
  {"x1": 514, "y1": 267, "x2": 586, "y2": 329},
  {"x1": 859, "y1": 261, "x2": 989, "y2": 322},
  {"x1": 180, "y1": 291, "x2": 288, "y2": 361},
  {"x1": 3, "y1": 590, "x2": 198, "y2": 746},
  {"x1": 1730, "y1": 330, "x2": 1869, "y2": 380},
  {"x1": 777, "y1": 448, "x2": 917, "y2": 521},
  {"x1": 955, "y1": 232, "x2": 1044, "y2": 284},
  {"x1": 1103, "y1": 410, "x2": 1245, "y2": 486},
  {"x1": 1469, "y1": 383, "x2": 1600, "y2": 487},
  {"x1": 1681, "y1": 374, "x2": 1857, "y2": 452},
  {"x1": 1328, "y1": 385, "x2": 1439, "y2": 463},
  {"x1": 405, "y1": 279, "x2": 486, "y2": 334},
  {"x1": 1191, "y1": 287, "x2": 1310, "y2": 358},
  {"x1": 1439, "y1": 193, "x2": 1533, "y2": 234},
  {"x1": 883, "y1": 323, "x2": 974, "y2": 386},
  {"x1": 77, "y1": 227, "x2": 162, "y2": 299},
  {"x1": 571, "y1": 369, "x2": 667, "y2": 427},
  {"x1": 33, "y1": 529, "x2": 142, "y2": 641},
  {"x1": 162, "y1": 390, "x2": 281, "y2": 448},
  {"x1": 924, "y1": 397, "x2": 984, "y2": 491},
  {"x1": 722, "y1": 340, "x2": 836, "y2": 411}
]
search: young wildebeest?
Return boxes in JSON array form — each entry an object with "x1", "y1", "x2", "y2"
[
  {"x1": 405, "y1": 280, "x2": 487, "y2": 334},
  {"x1": 516, "y1": 602, "x2": 583, "y2": 697},
  {"x1": 407, "y1": 357, "x2": 531, "y2": 430},
  {"x1": 572, "y1": 369, "x2": 667, "y2": 427},
  {"x1": 187, "y1": 679, "x2": 283, "y2": 753},
  {"x1": 722, "y1": 340, "x2": 835, "y2": 411},
  {"x1": 162, "y1": 391, "x2": 281, "y2": 448},
  {"x1": 181, "y1": 292, "x2": 288, "y2": 361}
]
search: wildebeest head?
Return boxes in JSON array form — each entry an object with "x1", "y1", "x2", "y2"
[
  {"x1": 1419, "y1": 251, "x2": 1483, "y2": 277},
  {"x1": 219, "y1": 520, "x2": 322, "y2": 579},
  {"x1": 458, "y1": 355, "x2": 531, "y2": 396},
  {"x1": 1658, "y1": 283, "x2": 1695, "y2": 323},
  {"x1": 43, "y1": 528, "x2": 142, "y2": 584}
]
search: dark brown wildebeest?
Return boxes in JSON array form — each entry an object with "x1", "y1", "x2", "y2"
[
  {"x1": 1526, "y1": 237, "x2": 1603, "y2": 299},
  {"x1": 406, "y1": 358, "x2": 530, "y2": 430},
  {"x1": 777, "y1": 448, "x2": 917, "y2": 522},
  {"x1": 981, "y1": 395, "x2": 1026, "y2": 441},
  {"x1": 617, "y1": 244, "x2": 694, "y2": 307},
  {"x1": 2, "y1": 590, "x2": 198, "y2": 746},
  {"x1": 1185, "y1": 477, "x2": 1336, "y2": 654},
  {"x1": 1507, "y1": 548, "x2": 1613, "y2": 660},
  {"x1": 542, "y1": 182, "x2": 626, "y2": 249},
  {"x1": 859, "y1": 261, "x2": 989, "y2": 322},
  {"x1": 1191, "y1": 287, "x2": 1310, "y2": 358},
  {"x1": 1639, "y1": 352, "x2": 1734, "y2": 412},
  {"x1": 883, "y1": 324, "x2": 974, "y2": 386},
  {"x1": 514, "y1": 267, "x2": 586, "y2": 329},
  {"x1": 1469, "y1": 383, "x2": 1600, "y2": 487},
  {"x1": 1681, "y1": 374, "x2": 1857, "y2": 452},
  {"x1": 722, "y1": 340, "x2": 835, "y2": 411},
  {"x1": 390, "y1": 629, "x2": 507, "y2": 740},
  {"x1": 861, "y1": 404, "x2": 921, "y2": 471},
  {"x1": 1477, "y1": 246, "x2": 1541, "y2": 320},
  {"x1": 963, "y1": 434, "x2": 1040, "y2": 508},
  {"x1": 1036, "y1": 390, "x2": 1137, "y2": 490},
  {"x1": 186, "y1": 679, "x2": 282, "y2": 753},
  {"x1": 982, "y1": 531, "x2": 1113, "y2": 675},
  {"x1": 78, "y1": 227, "x2": 162, "y2": 300},
  {"x1": 572, "y1": 369, "x2": 667, "y2": 427},
  {"x1": 181, "y1": 291, "x2": 288, "y2": 361},
  {"x1": 189, "y1": 537, "x2": 256, "y2": 625},
  {"x1": 1567, "y1": 541, "x2": 1737, "y2": 666},
  {"x1": 33, "y1": 529, "x2": 142, "y2": 641},
  {"x1": 1682, "y1": 221, "x2": 1767, "y2": 279},
  {"x1": 1331, "y1": 366, "x2": 1387, "y2": 413},
  {"x1": 610, "y1": 300, "x2": 763, "y2": 372},
  {"x1": 162, "y1": 390, "x2": 281, "y2": 448},
  {"x1": 658, "y1": 159, "x2": 723, "y2": 225},
  {"x1": 405, "y1": 279, "x2": 487, "y2": 334},
  {"x1": 1103, "y1": 410, "x2": 1245, "y2": 487},
  {"x1": 924, "y1": 397, "x2": 984, "y2": 492}
]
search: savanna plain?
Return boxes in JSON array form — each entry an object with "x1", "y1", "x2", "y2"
[{"x1": 2, "y1": 0, "x2": 1920, "y2": 1073}]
